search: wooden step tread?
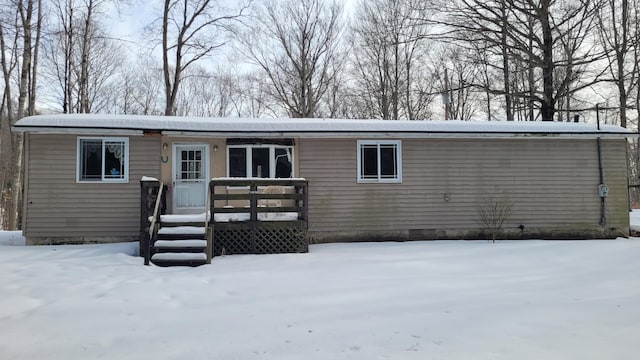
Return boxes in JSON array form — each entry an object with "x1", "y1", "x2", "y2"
[
  {"x1": 154, "y1": 239, "x2": 207, "y2": 248},
  {"x1": 161, "y1": 213, "x2": 208, "y2": 223},
  {"x1": 157, "y1": 226, "x2": 206, "y2": 235},
  {"x1": 151, "y1": 252, "x2": 207, "y2": 261}
]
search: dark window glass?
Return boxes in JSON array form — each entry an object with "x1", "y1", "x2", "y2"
[
  {"x1": 275, "y1": 148, "x2": 292, "y2": 178},
  {"x1": 361, "y1": 145, "x2": 378, "y2": 178},
  {"x1": 80, "y1": 140, "x2": 102, "y2": 180},
  {"x1": 252, "y1": 148, "x2": 270, "y2": 177},
  {"x1": 103, "y1": 142, "x2": 125, "y2": 179},
  {"x1": 229, "y1": 148, "x2": 246, "y2": 177},
  {"x1": 80, "y1": 139, "x2": 126, "y2": 181},
  {"x1": 380, "y1": 145, "x2": 397, "y2": 178}
]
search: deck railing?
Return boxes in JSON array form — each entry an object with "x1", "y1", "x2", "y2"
[
  {"x1": 140, "y1": 178, "x2": 165, "y2": 265},
  {"x1": 204, "y1": 183, "x2": 213, "y2": 264},
  {"x1": 209, "y1": 178, "x2": 308, "y2": 255}
]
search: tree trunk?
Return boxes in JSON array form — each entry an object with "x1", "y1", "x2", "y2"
[
  {"x1": 618, "y1": 0, "x2": 629, "y2": 128},
  {"x1": 8, "y1": 134, "x2": 24, "y2": 230},
  {"x1": 528, "y1": 15, "x2": 535, "y2": 121},
  {"x1": 162, "y1": 0, "x2": 174, "y2": 116},
  {"x1": 30, "y1": 0, "x2": 42, "y2": 116},
  {"x1": 501, "y1": 0, "x2": 513, "y2": 121},
  {"x1": 78, "y1": 0, "x2": 93, "y2": 113},
  {"x1": 540, "y1": 0, "x2": 555, "y2": 121},
  {"x1": 0, "y1": 16, "x2": 15, "y2": 229},
  {"x1": 63, "y1": 2, "x2": 74, "y2": 113},
  {"x1": 17, "y1": 0, "x2": 33, "y2": 120}
]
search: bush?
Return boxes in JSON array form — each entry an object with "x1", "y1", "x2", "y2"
[{"x1": 476, "y1": 196, "x2": 514, "y2": 243}]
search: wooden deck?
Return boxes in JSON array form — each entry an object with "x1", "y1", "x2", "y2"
[
  {"x1": 140, "y1": 178, "x2": 309, "y2": 265},
  {"x1": 209, "y1": 179, "x2": 309, "y2": 255}
]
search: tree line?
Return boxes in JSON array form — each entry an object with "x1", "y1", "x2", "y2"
[{"x1": 2, "y1": 0, "x2": 640, "y2": 228}]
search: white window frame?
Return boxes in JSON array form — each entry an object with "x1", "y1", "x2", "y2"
[
  {"x1": 357, "y1": 140, "x2": 402, "y2": 183},
  {"x1": 76, "y1": 137, "x2": 129, "y2": 183},
  {"x1": 226, "y1": 144, "x2": 294, "y2": 179}
]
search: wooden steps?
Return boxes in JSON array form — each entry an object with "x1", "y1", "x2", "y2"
[{"x1": 151, "y1": 215, "x2": 208, "y2": 267}]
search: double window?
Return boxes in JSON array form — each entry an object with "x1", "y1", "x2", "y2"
[
  {"x1": 77, "y1": 137, "x2": 129, "y2": 182},
  {"x1": 357, "y1": 140, "x2": 402, "y2": 183},
  {"x1": 227, "y1": 145, "x2": 293, "y2": 178}
]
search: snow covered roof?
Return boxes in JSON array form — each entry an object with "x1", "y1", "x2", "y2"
[{"x1": 12, "y1": 113, "x2": 635, "y2": 139}]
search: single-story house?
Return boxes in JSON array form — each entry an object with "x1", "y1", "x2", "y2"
[{"x1": 12, "y1": 114, "x2": 634, "y2": 246}]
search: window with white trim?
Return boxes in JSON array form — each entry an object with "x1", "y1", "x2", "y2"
[
  {"x1": 227, "y1": 145, "x2": 294, "y2": 178},
  {"x1": 77, "y1": 137, "x2": 129, "y2": 182},
  {"x1": 357, "y1": 140, "x2": 402, "y2": 183}
]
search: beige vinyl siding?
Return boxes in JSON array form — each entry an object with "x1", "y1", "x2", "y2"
[
  {"x1": 24, "y1": 134, "x2": 160, "y2": 240},
  {"x1": 299, "y1": 138, "x2": 628, "y2": 239}
]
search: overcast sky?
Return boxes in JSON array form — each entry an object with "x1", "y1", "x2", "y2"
[{"x1": 105, "y1": 0, "x2": 357, "y2": 61}]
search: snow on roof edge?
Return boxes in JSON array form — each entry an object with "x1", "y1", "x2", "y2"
[{"x1": 12, "y1": 113, "x2": 633, "y2": 136}]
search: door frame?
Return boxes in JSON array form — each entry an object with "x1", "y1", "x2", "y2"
[{"x1": 172, "y1": 143, "x2": 210, "y2": 214}]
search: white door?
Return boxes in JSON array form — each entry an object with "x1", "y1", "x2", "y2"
[{"x1": 173, "y1": 144, "x2": 209, "y2": 214}]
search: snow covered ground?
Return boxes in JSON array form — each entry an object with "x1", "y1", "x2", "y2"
[
  {"x1": 630, "y1": 210, "x2": 640, "y2": 232},
  {"x1": 0, "y1": 234, "x2": 639, "y2": 359}
]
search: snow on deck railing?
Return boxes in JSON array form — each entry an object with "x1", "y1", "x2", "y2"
[{"x1": 209, "y1": 178, "x2": 308, "y2": 223}]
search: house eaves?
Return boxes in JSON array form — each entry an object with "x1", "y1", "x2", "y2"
[{"x1": 12, "y1": 114, "x2": 636, "y2": 139}]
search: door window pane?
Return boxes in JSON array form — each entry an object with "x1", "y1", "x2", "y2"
[{"x1": 180, "y1": 150, "x2": 202, "y2": 180}]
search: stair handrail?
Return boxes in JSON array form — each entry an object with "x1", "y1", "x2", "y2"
[
  {"x1": 145, "y1": 181, "x2": 164, "y2": 265},
  {"x1": 149, "y1": 182, "x2": 164, "y2": 236}
]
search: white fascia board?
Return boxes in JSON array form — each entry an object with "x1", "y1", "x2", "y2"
[
  {"x1": 162, "y1": 130, "x2": 288, "y2": 138},
  {"x1": 12, "y1": 127, "x2": 144, "y2": 136},
  {"x1": 161, "y1": 130, "x2": 635, "y2": 140}
]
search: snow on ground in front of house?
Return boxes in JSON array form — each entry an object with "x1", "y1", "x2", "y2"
[
  {"x1": 0, "y1": 230, "x2": 25, "y2": 246},
  {"x1": 0, "y1": 236, "x2": 639, "y2": 360},
  {"x1": 630, "y1": 209, "x2": 640, "y2": 231}
]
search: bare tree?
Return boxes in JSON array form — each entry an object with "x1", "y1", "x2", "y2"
[
  {"x1": 350, "y1": 0, "x2": 433, "y2": 120},
  {"x1": 440, "y1": 0, "x2": 605, "y2": 121},
  {"x1": 159, "y1": 0, "x2": 248, "y2": 116},
  {"x1": 0, "y1": 0, "x2": 42, "y2": 230},
  {"x1": 240, "y1": 0, "x2": 344, "y2": 118},
  {"x1": 43, "y1": 0, "x2": 122, "y2": 113},
  {"x1": 128, "y1": 60, "x2": 164, "y2": 115},
  {"x1": 433, "y1": 46, "x2": 483, "y2": 120},
  {"x1": 227, "y1": 72, "x2": 278, "y2": 118},
  {"x1": 597, "y1": 0, "x2": 638, "y2": 128},
  {"x1": 172, "y1": 66, "x2": 234, "y2": 117}
]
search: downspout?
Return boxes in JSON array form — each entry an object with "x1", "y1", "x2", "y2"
[
  {"x1": 597, "y1": 137, "x2": 607, "y2": 226},
  {"x1": 596, "y1": 106, "x2": 607, "y2": 226}
]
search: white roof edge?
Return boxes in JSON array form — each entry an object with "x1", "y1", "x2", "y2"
[
  {"x1": 12, "y1": 114, "x2": 635, "y2": 138},
  {"x1": 162, "y1": 130, "x2": 633, "y2": 139},
  {"x1": 12, "y1": 126, "x2": 144, "y2": 136}
]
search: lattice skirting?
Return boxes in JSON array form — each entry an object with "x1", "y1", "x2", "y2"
[{"x1": 213, "y1": 222, "x2": 308, "y2": 255}]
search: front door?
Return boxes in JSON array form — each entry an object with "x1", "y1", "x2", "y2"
[{"x1": 172, "y1": 144, "x2": 209, "y2": 214}]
